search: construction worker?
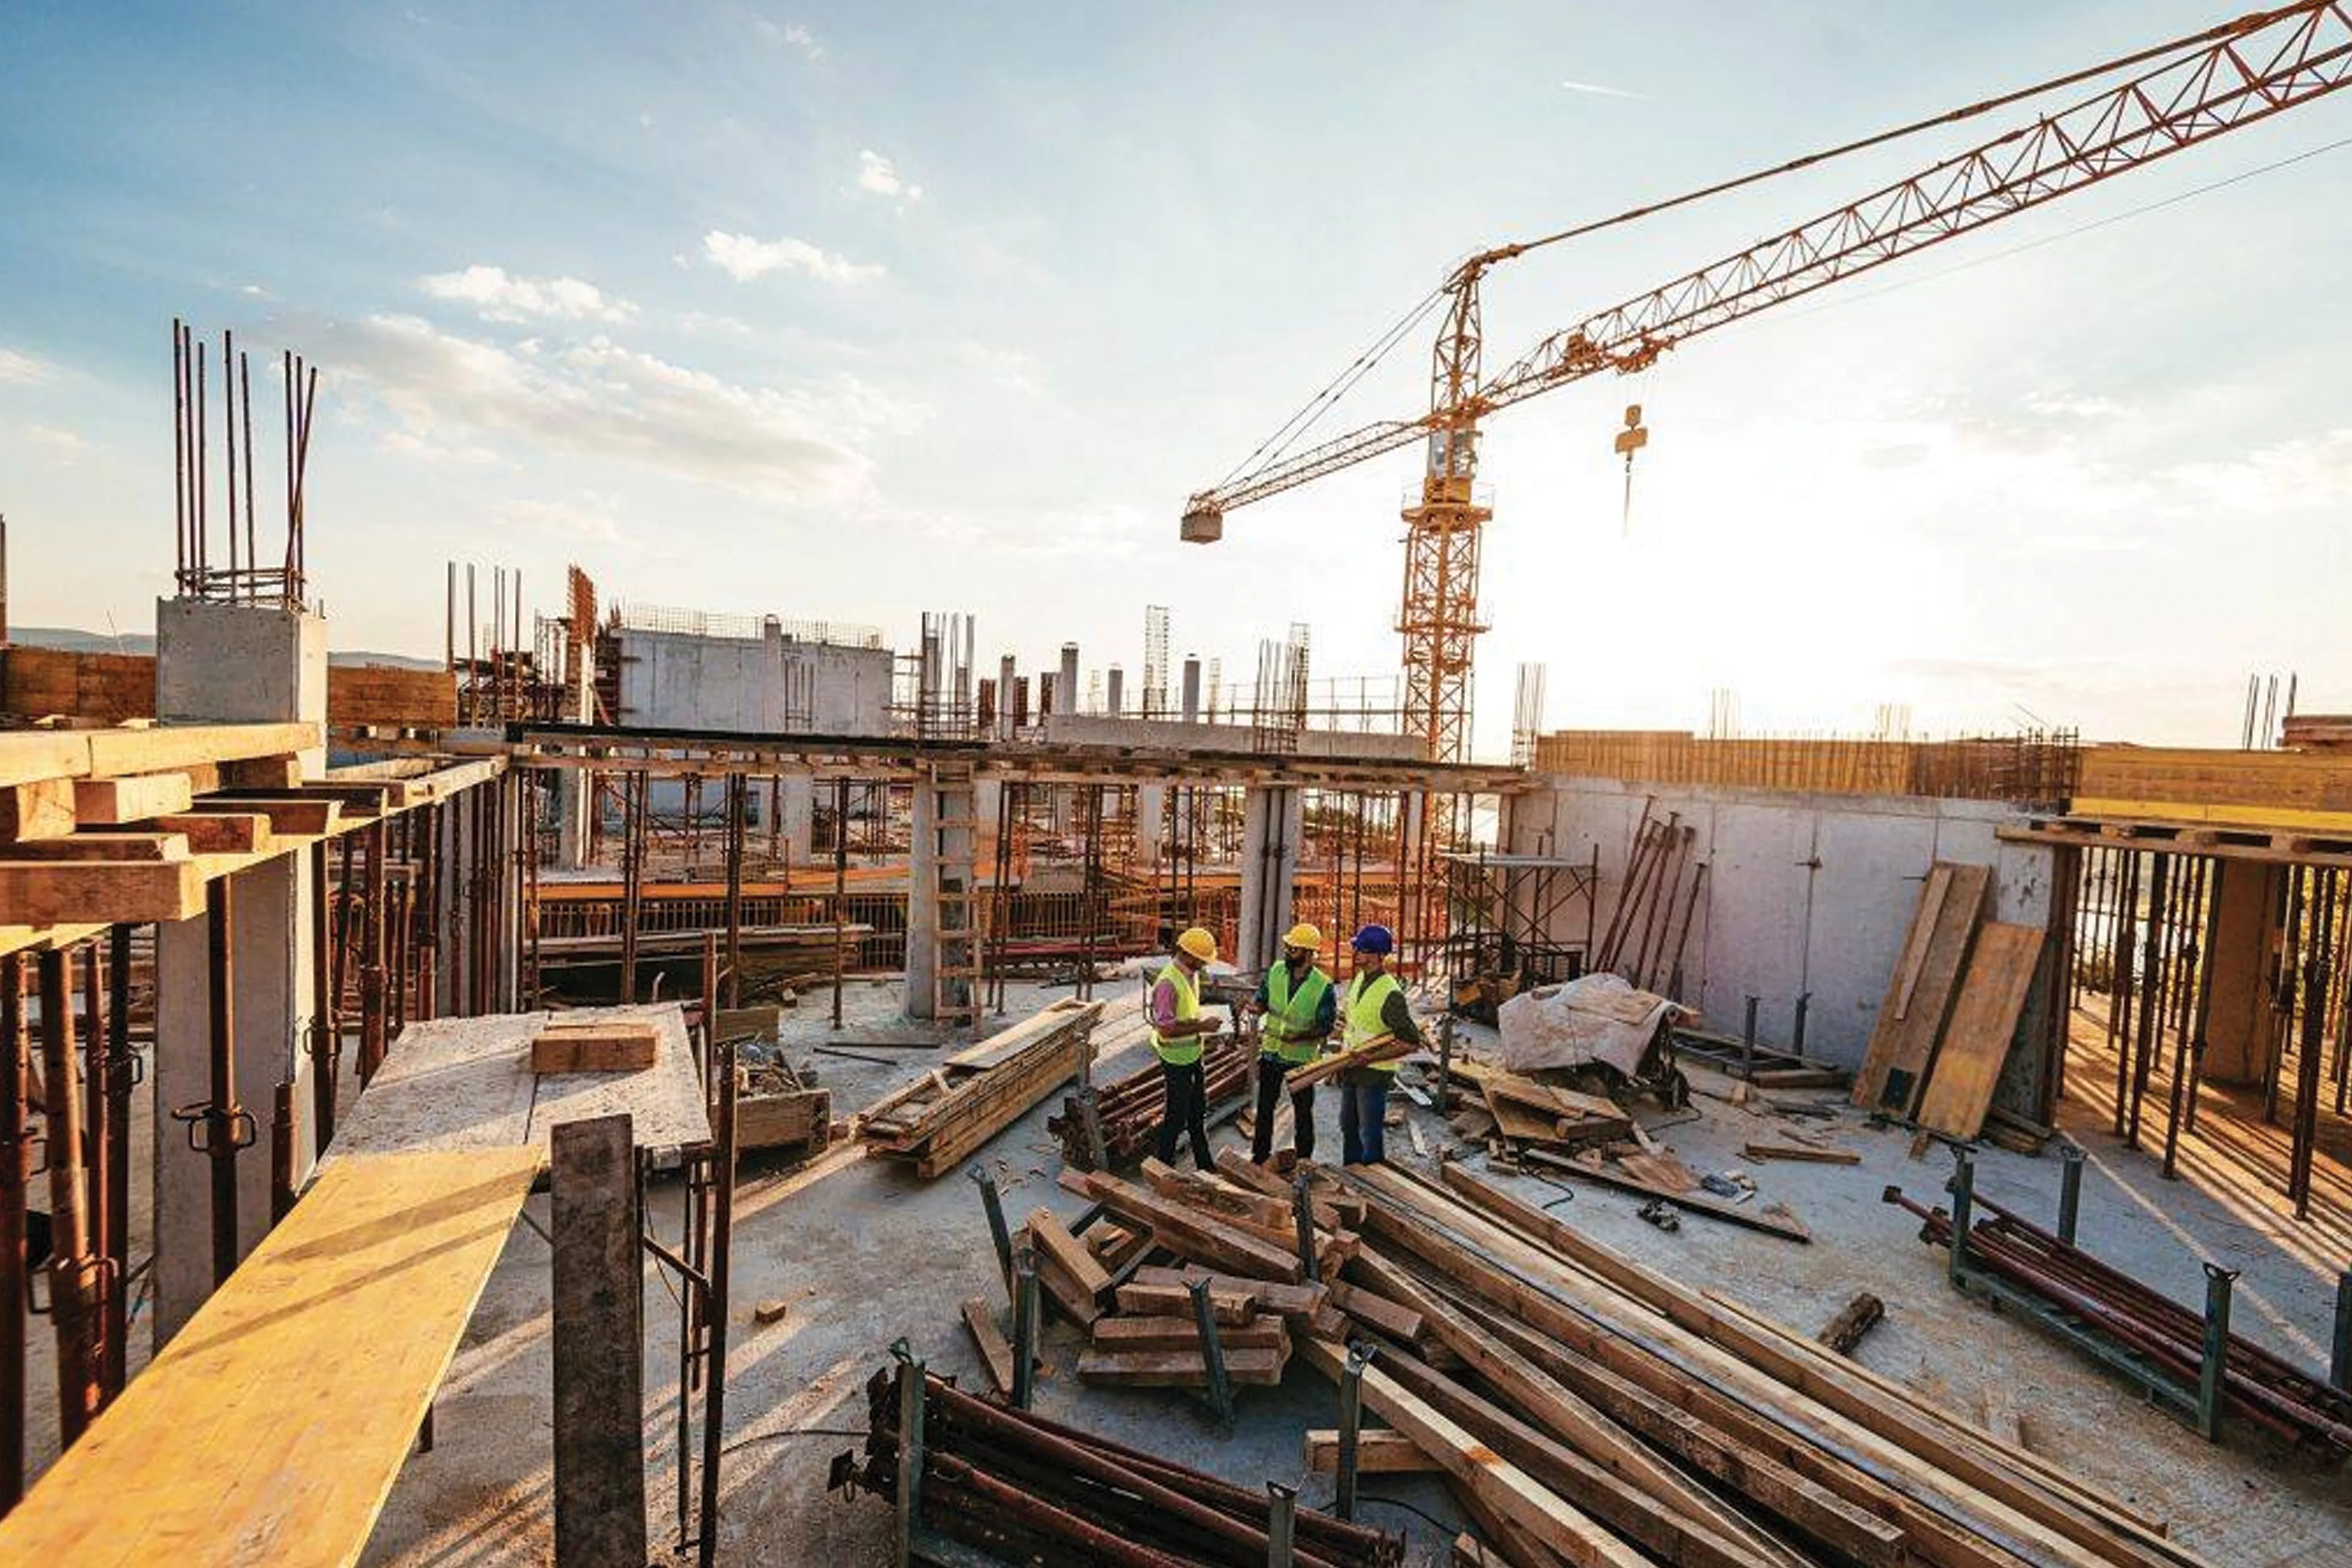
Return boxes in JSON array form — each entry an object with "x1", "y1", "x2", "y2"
[
  {"x1": 1338, "y1": 923, "x2": 1422, "y2": 1165},
  {"x1": 1148, "y1": 926, "x2": 1224, "y2": 1168},
  {"x1": 1244, "y1": 922, "x2": 1336, "y2": 1165}
]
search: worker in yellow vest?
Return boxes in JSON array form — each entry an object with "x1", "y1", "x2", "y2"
[
  {"x1": 1148, "y1": 926, "x2": 1226, "y2": 1168},
  {"x1": 1244, "y1": 923, "x2": 1336, "y2": 1165},
  {"x1": 1339, "y1": 923, "x2": 1422, "y2": 1165}
]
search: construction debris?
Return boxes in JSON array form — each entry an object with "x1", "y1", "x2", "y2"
[
  {"x1": 1815, "y1": 1290, "x2": 1886, "y2": 1354},
  {"x1": 1048, "y1": 1031, "x2": 1250, "y2": 1170}
]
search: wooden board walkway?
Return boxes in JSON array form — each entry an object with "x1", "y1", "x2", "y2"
[{"x1": 0, "y1": 1147, "x2": 541, "y2": 1566}]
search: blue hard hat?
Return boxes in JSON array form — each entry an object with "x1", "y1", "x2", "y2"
[{"x1": 1351, "y1": 923, "x2": 1394, "y2": 955}]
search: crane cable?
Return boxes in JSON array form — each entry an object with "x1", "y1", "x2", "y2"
[{"x1": 1214, "y1": 3, "x2": 2333, "y2": 490}]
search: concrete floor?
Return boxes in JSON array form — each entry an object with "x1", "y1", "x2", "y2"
[
  {"x1": 21, "y1": 979, "x2": 2348, "y2": 1563},
  {"x1": 347, "y1": 980, "x2": 2352, "y2": 1566}
]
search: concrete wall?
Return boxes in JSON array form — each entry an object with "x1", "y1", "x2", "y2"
[
  {"x1": 1039, "y1": 714, "x2": 1423, "y2": 762},
  {"x1": 615, "y1": 625, "x2": 892, "y2": 736},
  {"x1": 1506, "y1": 776, "x2": 2056, "y2": 1069}
]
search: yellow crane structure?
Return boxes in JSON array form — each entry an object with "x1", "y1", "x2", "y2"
[{"x1": 1181, "y1": 2, "x2": 2352, "y2": 788}]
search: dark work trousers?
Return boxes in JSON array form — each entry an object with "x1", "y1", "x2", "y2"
[
  {"x1": 1249, "y1": 1054, "x2": 1317, "y2": 1164},
  {"x1": 1155, "y1": 1057, "x2": 1213, "y2": 1168},
  {"x1": 1338, "y1": 1067, "x2": 1393, "y2": 1165}
]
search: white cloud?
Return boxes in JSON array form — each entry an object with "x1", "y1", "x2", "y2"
[
  {"x1": 26, "y1": 424, "x2": 88, "y2": 460},
  {"x1": 494, "y1": 494, "x2": 628, "y2": 546},
  {"x1": 756, "y1": 19, "x2": 822, "y2": 59},
  {"x1": 701, "y1": 230, "x2": 883, "y2": 284},
  {"x1": 857, "y1": 149, "x2": 923, "y2": 203},
  {"x1": 0, "y1": 346, "x2": 51, "y2": 384},
  {"x1": 313, "y1": 312, "x2": 919, "y2": 500},
  {"x1": 419, "y1": 264, "x2": 637, "y2": 324},
  {"x1": 2166, "y1": 428, "x2": 2352, "y2": 513},
  {"x1": 1562, "y1": 78, "x2": 1645, "y2": 100}
]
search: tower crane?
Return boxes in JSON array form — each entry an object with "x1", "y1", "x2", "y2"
[{"x1": 1181, "y1": 3, "x2": 2352, "y2": 781}]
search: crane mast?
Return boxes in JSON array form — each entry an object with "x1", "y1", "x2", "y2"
[{"x1": 1181, "y1": 1, "x2": 2352, "y2": 802}]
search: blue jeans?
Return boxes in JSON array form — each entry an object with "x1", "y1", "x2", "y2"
[{"x1": 1339, "y1": 1074, "x2": 1391, "y2": 1165}]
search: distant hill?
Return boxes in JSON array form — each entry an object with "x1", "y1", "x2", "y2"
[{"x1": 9, "y1": 625, "x2": 442, "y2": 670}]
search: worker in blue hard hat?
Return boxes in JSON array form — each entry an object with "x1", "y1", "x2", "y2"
[
  {"x1": 1244, "y1": 922, "x2": 1336, "y2": 1166},
  {"x1": 1338, "y1": 923, "x2": 1422, "y2": 1165}
]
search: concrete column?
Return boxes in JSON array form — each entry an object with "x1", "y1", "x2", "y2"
[
  {"x1": 151, "y1": 598, "x2": 326, "y2": 1343},
  {"x1": 1135, "y1": 783, "x2": 1167, "y2": 867},
  {"x1": 777, "y1": 775, "x2": 815, "y2": 866},
  {"x1": 1181, "y1": 658, "x2": 1202, "y2": 724},
  {"x1": 555, "y1": 657, "x2": 594, "y2": 871},
  {"x1": 975, "y1": 777, "x2": 1004, "y2": 849},
  {"x1": 997, "y1": 655, "x2": 1017, "y2": 740},
  {"x1": 1106, "y1": 666, "x2": 1125, "y2": 717},
  {"x1": 2202, "y1": 859, "x2": 2285, "y2": 1085},
  {"x1": 1058, "y1": 644, "x2": 1080, "y2": 719},
  {"x1": 1238, "y1": 786, "x2": 1304, "y2": 971},
  {"x1": 436, "y1": 789, "x2": 466, "y2": 1018},
  {"x1": 907, "y1": 767, "x2": 977, "y2": 1021}
]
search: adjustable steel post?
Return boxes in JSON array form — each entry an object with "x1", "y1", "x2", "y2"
[
  {"x1": 1742, "y1": 995, "x2": 1759, "y2": 1077},
  {"x1": 1947, "y1": 1148, "x2": 1975, "y2": 1290},
  {"x1": 1291, "y1": 1171, "x2": 1319, "y2": 1284},
  {"x1": 2198, "y1": 1263, "x2": 2238, "y2": 1443},
  {"x1": 967, "y1": 1165, "x2": 1013, "y2": 1295},
  {"x1": 1011, "y1": 1244, "x2": 1040, "y2": 1413},
  {"x1": 2056, "y1": 1144, "x2": 2085, "y2": 1247},
  {"x1": 1266, "y1": 1481, "x2": 1298, "y2": 1567},
  {"x1": 1792, "y1": 991, "x2": 1811, "y2": 1055},
  {"x1": 1336, "y1": 1340, "x2": 1374, "y2": 1522},
  {"x1": 890, "y1": 1340, "x2": 924, "y2": 1568},
  {"x1": 1188, "y1": 1276, "x2": 1235, "y2": 1431}
]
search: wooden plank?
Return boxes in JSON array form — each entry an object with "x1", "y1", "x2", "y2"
[
  {"x1": 1303, "y1": 1428, "x2": 1442, "y2": 1474},
  {"x1": 1089, "y1": 1315, "x2": 1290, "y2": 1353},
  {"x1": 80, "y1": 722, "x2": 320, "y2": 782},
  {"x1": 1114, "y1": 1281, "x2": 1256, "y2": 1324},
  {"x1": 0, "y1": 832, "x2": 189, "y2": 863},
  {"x1": 1524, "y1": 1148, "x2": 1811, "y2": 1240},
  {"x1": 1077, "y1": 1345, "x2": 1285, "y2": 1387},
  {"x1": 74, "y1": 774, "x2": 195, "y2": 825},
  {"x1": 1079, "y1": 1171, "x2": 1305, "y2": 1282},
  {"x1": 961, "y1": 1298, "x2": 1016, "y2": 1394},
  {"x1": 0, "y1": 859, "x2": 204, "y2": 926},
  {"x1": 550, "y1": 1116, "x2": 646, "y2": 1568},
  {"x1": 1327, "y1": 1280, "x2": 1425, "y2": 1343},
  {"x1": 1129, "y1": 1264, "x2": 1327, "y2": 1320},
  {"x1": 531, "y1": 1022, "x2": 659, "y2": 1074},
  {"x1": 0, "y1": 1147, "x2": 539, "y2": 1567},
  {"x1": 148, "y1": 812, "x2": 269, "y2": 854},
  {"x1": 1741, "y1": 1142, "x2": 1860, "y2": 1166},
  {"x1": 1298, "y1": 1337, "x2": 1649, "y2": 1568},
  {"x1": 0, "y1": 731, "x2": 102, "y2": 789},
  {"x1": 1028, "y1": 1207, "x2": 1112, "y2": 1299},
  {"x1": 1854, "y1": 861, "x2": 1989, "y2": 1114},
  {"x1": 0, "y1": 778, "x2": 76, "y2": 841},
  {"x1": 1912, "y1": 923, "x2": 2045, "y2": 1140},
  {"x1": 1031, "y1": 1240, "x2": 1105, "y2": 1330},
  {"x1": 194, "y1": 795, "x2": 341, "y2": 835}
]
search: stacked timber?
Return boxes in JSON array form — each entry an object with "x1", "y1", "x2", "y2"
[
  {"x1": 857, "y1": 998, "x2": 1103, "y2": 1177},
  {"x1": 1024, "y1": 1155, "x2": 1442, "y2": 1393},
  {"x1": 1317, "y1": 1158, "x2": 2207, "y2": 1568},
  {"x1": 1443, "y1": 1054, "x2": 1630, "y2": 1154},
  {"x1": 839, "y1": 1358, "x2": 1405, "y2": 1566},
  {"x1": 1047, "y1": 1031, "x2": 1250, "y2": 1169}
]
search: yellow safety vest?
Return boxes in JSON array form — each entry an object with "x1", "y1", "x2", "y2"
[
  {"x1": 1149, "y1": 961, "x2": 1204, "y2": 1066},
  {"x1": 1344, "y1": 971, "x2": 1404, "y2": 1074},
  {"x1": 1261, "y1": 962, "x2": 1332, "y2": 1065}
]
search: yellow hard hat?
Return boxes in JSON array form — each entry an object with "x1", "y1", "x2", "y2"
[
  {"x1": 1281, "y1": 923, "x2": 1323, "y2": 953},
  {"x1": 1177, "y1": 927, "x2": 1218, "y2": 964}
]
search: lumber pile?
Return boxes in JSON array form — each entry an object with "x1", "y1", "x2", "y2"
[
  {"x1": 1047, "y1": 1031, "x2": 1250, "y2": 1169},
  {"x1": 837, "y1": 1359, "x2": 1405, "y2": 1566},
  {"x1": 1854, "y1": 861, "x2": 2048, "y2": 1143},
  {"x1": 736, "y1": 1056, "x2": 832, "y2": 1157},
  {"x1": 1312, "y1": 1158, "x2": 2206, "y2": 1568},
  {"x1": 857, "y1": 998, "x2": 1103, "y2": 1177},
  {"x1": 1445, "y1": 1054, "x2": 1630, "y2": 1152}
]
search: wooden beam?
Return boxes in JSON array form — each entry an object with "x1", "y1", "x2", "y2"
[
  {"x1": 959, "y1": 1297, "x2": 1016, "y2": 1394},
  {"x1": 1027, "y1": 1207, "x2": 1112, "y2": 1301},
  {"x1": 1303, "y1": 1428, "x2": 1439, "y2": 1474},
  {"x1": 192, "y1": 796, "x2": 341, "y2": 835},
  {"x1": 0, "y1": 779, "x2": 75, "y2": 842},
  {"x1": 73, "y1": 774, "x2": 194, "y2": 825},
  {"x1": 148, "y1": 812, "x2": 270, "y2": 854},
  {"x1": 1089, "y1": 1315, "x2": 1289, "y2": 1353},
  {"x1": 0, "y1": 834, "x2": 189, "y2": 864},
  {"x1": 0, "y1": 860, "x2": 204, "y2": 926}
]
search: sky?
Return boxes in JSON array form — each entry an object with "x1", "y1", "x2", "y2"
[{"x1": 3, "y1": 1, "x2": 2350, "y2": 760}]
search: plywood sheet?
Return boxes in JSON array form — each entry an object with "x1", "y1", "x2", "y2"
[
  {"x1": 1853, "y1": 861, "x2": 1990, "y2": 1114},
  {"x1": 326, "y1": 1003, "x2": 710, "y2": 1163},
  {"x1": 1913, "y1": 923, "x2": 2045, "y2": 1139},
  {"x1": 0, "y1": 1148, "x2": 540, "y2": 1567}
]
